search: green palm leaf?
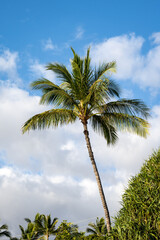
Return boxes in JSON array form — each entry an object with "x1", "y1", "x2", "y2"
[
  {"x1": 0, "y1": 224, "x2": 11, "y2": 238},
  {"x1": 90, "y1": 115, "x2": 118, "y2": 145},
  {"x1": 22, "y1": 109, "x2": 77, "y2": 133},
  {"x1": 31, "y1": 79, "x2": 78, "y2": 109},
  {"x1": 105, "y1": 112, "x2": 149, "y2": 137},
  {"x1": 102, "y1": 99, "x2": 150, "y2": 118},
  {"x1": 94, "y1": 61, "x2": 116, "y2": 82},
  {"x1": 46, "y1": 63, "x2": 74, "y2": 89}
]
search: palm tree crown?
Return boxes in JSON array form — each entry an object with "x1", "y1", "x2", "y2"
[
  {"x1": 22, "y1": 47, "x2": 149, "y2": 139},
  {"x1": 86, "y1": 217, "x2": 107, "y2": 237},
  {"x1": 34, "y1": 214, "x2": 58, "y2": 239},
  {"x1": 22, "y1": 48, "x2": 150, "y2": 232}
]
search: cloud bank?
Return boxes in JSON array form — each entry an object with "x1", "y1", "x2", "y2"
[
  {"x1": 0, "y1": 84, "x2": 159, "y2": 235},
  {"x1": 91, "y1": 33, "x2": 160, "y2": 92}
]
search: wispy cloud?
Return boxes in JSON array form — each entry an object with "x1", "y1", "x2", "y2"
[
  {"x1": 0, "y1": 49, "x2": 21, "y2": 85},
  {"x1": 150, "y1": 32, "x2": 160, "y2": 45},
  {"x1": 75, "y1": 26, "x2": 84, "y2": 39},
  {"x1": 30, "y1": 60, "x2": 56, "y2": 82},
  {"x1": 63, "y1": 26, "x2": 85, "y2": 50},
  {"x1": 42, "y1": 38, "x2": 57, "y2": 51}
]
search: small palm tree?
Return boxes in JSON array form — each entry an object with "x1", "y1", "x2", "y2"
[
  {"x1": 86, "y1": 217, "x2": 107, "y2": 238},
  {"x1": 19, "y1": 222, "x2": 38, "y2": 240},
  {"x1": 0, "y1": 224, "x2": 11, "y2": 238},
  {"x1": 34, "y1": 214, "x2": 58, "y2": 240},
  {"x1": 55, "y1": 220, "x2": 84, "y2": 240},
  {"x1": 22, "y1": 48, "x2": 150, "y2": 232}
]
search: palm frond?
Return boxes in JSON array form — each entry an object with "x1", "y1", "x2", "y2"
[
  {"x1": 40, "y1": 88, "x2": 78, "y2": 109},
  {"x1": 22, "y1": 109, "x2": 77, "y2": 133},
  {"x1": 0, "y1": 224, "x2": 8, "y2": 230},
  {"x1": 34, "y1": 219, "x2": 44, "y2": 230},
  {"x1": 84, "y1": 79, "x2": 112, "y2": 107},
  {"x1": 90, "y1": 115, "x2": 118, "y2": 145},
  {"x1": 102, "y1": 99, "x2": 150, "y2": 119},
  {"x1": 24, "y1": 218, "x2": 32, "y2": 223},
  {"x1": 46, "y1": 63, "x2": 74, "y2": 88},
  {"x1": 71, "y1": 48, "x2": 83, "y2": 77},
  {"x1": 31, "y1": 78, "x2": 79, "y2": 109},
  {"x1": 86, "y1": 223, "x2": 97, "y2": 235},
  {"x1": 51, "y1": 217, "x2": 58, "y2": 227},
  {"x1": 94, "y1": 61, "x2": 116, "y2": 81},
  {"x1": 107, "y1": 79, "x2": 121, "y2": 98},
  {"x1": 0, "y1": 231, "x2": 11, "y2": 237},
  {"x1": 70, "y1": 47, "x2": 86, "y2": 99},
  {"x1": 19, "y1": 225, "x2": 25, "y2": 235},
  {"x1": 105, "y1": 112, "x2": 149, "y2": 138},
  {"x1": 71, "y1": 60, "x2": 84, "y2": 98},
  {"x1": 71, "y1": 47, "x2": 84, "y2": 72},
  {"x1": 31, "y1": 78, "x2": 58, "y2": 91},
  {"x1": 83, "y1": 47, "x2": 93, "y2": 89}
]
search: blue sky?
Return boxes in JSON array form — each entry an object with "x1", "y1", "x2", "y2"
[{"x1": 0, "y1": 0, "x2": 160, "y2": 236}]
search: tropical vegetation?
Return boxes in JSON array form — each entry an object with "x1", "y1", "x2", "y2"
[
  {"x1": 110, "y1": 148, "x2": 160, "y2": 239},
  {"x1": 1, "y1": 148, "x2": 159, "y2": 239},
  {"x1": 22, "y1": 47, "x2": 150, "y2": 232}
]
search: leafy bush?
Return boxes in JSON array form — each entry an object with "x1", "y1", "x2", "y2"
[{"x1": 111, "y1": 148, "x2": 160, "y2": 239}]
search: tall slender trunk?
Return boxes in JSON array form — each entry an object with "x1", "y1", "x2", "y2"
[{"x1": 82, "y1": 122, "x2": 111, "y2": 233}]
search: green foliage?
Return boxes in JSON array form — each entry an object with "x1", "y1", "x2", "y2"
[
  {"x1": 19, "y1": 221, "x2": 38, "y2": 240},
  {"x1": 55, "y1": 220, "x2": 84, "y2": 240},
  {"x1": 0, "y1": 224, "x2": 11, "y2": 238},
  {"x1": 86, "y1": 217, "x2": 107, "y2": 238},
  {"x1": 18, "y1": 213, "x2": 58, "y2": 240},
  {"x1": 22, "y1": 47, "x2": 150, "y2": 144},
  {"x1": 110, "y1": 148, "x2": 160, "y2": 239},
  {"x1": 34, "y1": 214, "x2": 58, "y2": 239}
]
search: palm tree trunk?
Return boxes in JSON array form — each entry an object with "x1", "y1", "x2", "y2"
[{"x1": 82, "y1": 122, "x2": 111, "y2": 233}]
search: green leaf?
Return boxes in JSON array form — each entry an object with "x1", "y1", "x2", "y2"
[
  {"x1": 90, "y1": 115, "x2": 118, "y2": 145},
  {"x1": 22, "y1": 109, "x2": 77, "y2": 133}
]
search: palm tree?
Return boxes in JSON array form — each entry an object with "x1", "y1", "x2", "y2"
[
  {"x1": 86, "y1": 217, "x2": 107, "y2": 238},
  {"x1": 22, "y1": 48, "x2": 150, "y2": 232},
  {"x1": 55, "y1": 220, "x2": 84, "y2": 240},
  {"x1": 19, "y1": 222, "x2": 38, "y2": 240},
  {"x1": 0, "y1": 224, "x2": 11, "y2": 238},
  {"x1": 34, "y1": 214, "x2": 58, "y2": 240}
]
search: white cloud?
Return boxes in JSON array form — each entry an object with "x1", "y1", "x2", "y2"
[
  {"x1": 150, "y1": 32, "x2": 160, "y2": 45},
  {"x1": 43, "y1": 38, "x2": 56, "y2": 51},
  {"x1": 79, "y1": 179, "x2": 97, "y2": 197},
  {"x1": 61, "y1": 140, "x2": 75, "y2": 151},
  {"x1": 90, "y1": 33, "x2": 160, "y2": 91},
  {"x1": 30, "y1": 60, "x2": 56, "y2": 82},
  {"x1": 0, "y1": 165, "x2": 124, "y2": 235},
  {"x1": 121, "y1": 88, "x2": 134, "y2": 98},
  {"x1": 0, "y1": 85, "x2": 90, "y2": 175},
  {"x1": 91, "y1": 33, "x2": 144, "y2": 80},
  {"x1": 75, "y1": 26, "x2": 84, "y2": 39},
  {"x1": 0, "y1": 49, "x2": 21, "y2": 84}
]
